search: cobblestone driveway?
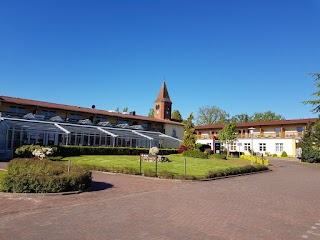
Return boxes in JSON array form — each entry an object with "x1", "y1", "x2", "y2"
[{"x1": 0, "y1": 159, "x2": 319, "y2": 240}]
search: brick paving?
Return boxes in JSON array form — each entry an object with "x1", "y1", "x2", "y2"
[{"x1": 0, "y1": 159, "x2": 320, "y2": 240}]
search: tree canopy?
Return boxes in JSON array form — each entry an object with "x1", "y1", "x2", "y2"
[
  {"x1": 181, "y1": 113, "x2": 196, "y2": 149},
  {"x1": 301, "y1": 120, "x2": 320, "y2": 163},
  {"x1": 230, "y1": 114, "x2": 250, "y2": 123},
  {"x1": 302, "y1": 73, "x2": 320, "y2": 113},
  {"x1": 148, "y1": 109, "x2": 154, "y2": 118},
  {"x1": 196, "y1": 105, "x2": 229, "y2": 126},
  {"x1": 196, "y1": 105, "x2": 285, "y2": 125},
  {"x1": 250, "y1": 111, "x2": 285, "y2": 122},
  {"x1": 172, "y1": 110, "x2": 183, "y2": 121},
  {"x1": 218, "y1": 122, "x2": 237, "y2": 158}
]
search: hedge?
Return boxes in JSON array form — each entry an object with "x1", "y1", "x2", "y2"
[
  {"x1": 240, "y1": 154, "x2": 270, "y2": 166},
  {"x1": 182, "y1": 149, "x2": 208, "y2": 159},
  {"x1": 301, "y1": 148, "x2": 320, "y2": 163},
  {"x1": 15, "y1": 145, "x2": 178, "y2": 158},
  {"x1": 206, "y1": 165, "x2": 268, "y2": 178},
  {"x1": 210, "y1": 153, "x2": 227, "y2": 160},
  {"x1": 1, "y1": 159, "x2": 92, "y2": 193}
]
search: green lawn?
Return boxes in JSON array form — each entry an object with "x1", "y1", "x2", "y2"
[
  {"x1": 0, "y1": 170, "x2": 7, "y2": 190},
  {"x1": 63, "y1": 155, "x2": 254, "y2": 177}
]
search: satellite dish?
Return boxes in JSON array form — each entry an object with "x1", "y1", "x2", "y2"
[{"x1": 92, "y1": 105, "x2": 96, "y2": 109}]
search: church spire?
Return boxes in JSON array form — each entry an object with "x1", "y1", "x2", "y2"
[
  {"x1": 154, "y1": 81, "x2": 172, "y2": 120},
  {"x1": 155, "y1": 81, "x2": 172, "y2": 103}
]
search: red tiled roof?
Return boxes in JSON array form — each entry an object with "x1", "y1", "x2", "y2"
[
  {"x1": 195, "y1": 118, "x2": 318, "y2": 130},
  {"x1": 0, "y1": 96, "x2": 183, "y2": 126}
]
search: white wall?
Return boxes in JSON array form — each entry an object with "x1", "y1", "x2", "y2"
[
  {"x1": 196, "y1": 138, "x2": 296, "y2": 156},
  {"x1": 165, "y1": 124, "x2": 184, "y2": 141},
  {"x1": 232, "y1": 138, "x2": 295, "y2": 156}
]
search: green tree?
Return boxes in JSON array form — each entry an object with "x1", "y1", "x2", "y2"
[
  {"x1": 196, "y1": 105, "x2": 229, "y2": 125},
  {"x1": 181, "y1": 113, "x2": 196, "y2": 149},
  {"x1": 172, "y1": 110, "x2": 183, "y2": 121},
  {"x1": 115, "y1": 107, "x2": 120, "y2": 113},
  {"x1": 251, "y1": 111, "x2": 285, "y2": 122},
  {"x1": 123, "y1": 107, "x2": 128, "y2": 112},
  {"x1": 230, "y1": 113, "x2": 250, "y2": 123},
  {"x1": 218, "y1": 122, "x2": 237, "y2": 158},
  {"x1": 302, "y1": 73, "x2": 320, "y2": 113},
  {"x1": 148, "y1": 109, "x2": 154, "y2": 118},
  {"x1": 301, "y1": 120, "x2": 320, "y2": 163}
]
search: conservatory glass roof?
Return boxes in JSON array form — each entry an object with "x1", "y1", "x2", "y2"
[{"x1": 0, "y1": 117, "x2": 182, "y2": 143}]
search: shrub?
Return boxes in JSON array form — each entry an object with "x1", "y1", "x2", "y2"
[
  {"x1": 15, "y1": 145, "x2": 57, "y2": 158},
  {"x1": 143, "y1": 169, "x2": 157, "y2": 177},
  {"x1": 47, "y1": 156, "x2": 64, "y2": 161},
  {"x1": 15, "y1": 145, "x2": 42, "y2": 158},
  {"x1": 178, "y1": 145, "x2": 189, "y2": 154},
  {"x1": 158, "y1": 170, "x2": 175, "y2": 179},
  {"x1": 15, "y1": 145, "x2": 178, "y2": 157},
  {"x1": 1, "y1": 159, "x2": 92, "y2": 193},
  {"x1": 301, "y1": 148, "x2": 320, "y2": 163},
  {"x1": 121, "y1": 167, "x2": 140, "y2": 175},
  {"x1": 281, "y1": 151, "x2": 288, "y2": 157},
  {"x1": 195, "y1": 144, "x2": 211, "y2": 152},
  {"x1": 265, "y1": 152, "x2": 271, "y2": 157},
  {"x1": 177, "y1": 174, "x2": 199, "y2": 180},
  {"x1": 272, "y1": 154, "x2": 278, "y2": 157},
  {"x1": 239, "y1": 154, "x2": 270, "y2": 166},
  {"x1": 204, "y1": 148, "x2": 212, "y2": 155},
  {"x1": 206, "y1": 165, "x2": 268, "y2": 178},
  {"x1": 210, "y1": 153, "x2": 227, "y2": 160},
  {"x1": 182, "y1": 149, "x2": 208, "y2": 159}
]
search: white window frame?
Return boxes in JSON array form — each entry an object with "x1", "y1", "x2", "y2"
[
  {"x1": 275, "y1": 143, "x2": 283, "y2": 152},
  {"x1": 230, "y1": 143, "x2": 237, "y2": 151},
  {"x1": 244, "y1": 143, "x2": 251, "y2": 151},
  {"x1": 259, "y1": 143, "x2": 266, "y2": 151}
]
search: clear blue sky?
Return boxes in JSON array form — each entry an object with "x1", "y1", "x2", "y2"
[{"x1": 1, "y1": 0, "x2": 319, "y2": 121}]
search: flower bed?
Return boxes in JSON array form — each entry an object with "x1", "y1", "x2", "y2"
[{"x1": 240, "y1": 154, "x2": 270, "y2": 166}]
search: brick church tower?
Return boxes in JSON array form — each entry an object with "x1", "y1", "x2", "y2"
[{"x1": 154, "y1": 82, "x2": 172, "y2": 120}]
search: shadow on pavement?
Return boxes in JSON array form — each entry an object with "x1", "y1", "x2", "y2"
[{"x1": 89, "y1": 181, "x2": 114, "y2": 192}]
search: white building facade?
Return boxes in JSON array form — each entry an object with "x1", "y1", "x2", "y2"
[{"x1": 195, "y1": 118, "x2": 317, "y2": 157}]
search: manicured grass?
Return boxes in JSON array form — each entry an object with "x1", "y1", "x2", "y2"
[
  {"x1": 63, "y1": 155, "x2": 259, "y2": 177},
  {"x1": 0, "y1": 170, "x2": 7, "y2": 190}
]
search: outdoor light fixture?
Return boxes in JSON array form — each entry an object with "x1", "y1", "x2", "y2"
[{"x1": 248, "y1": 127, "x2": 255, "y2": 165}]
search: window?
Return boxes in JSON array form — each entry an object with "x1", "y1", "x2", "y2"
[
  {"x1": 40, "y1": 110, "x2": 56, "y2": 117},
  {"x1": 142, "y1": 123, "x2": 152, "y2": 130},
  {"x1": 259, "y1": 143, "x2": 266, "y2": 151},
  {"x1": 69, "y1": 113, "x2": 83, "y2": 121},
  {"x1": 172, "y1": 128, "x2": 177, "y2": 138},
  {"x1": 275, "y1": 128, "x2": 281, "y2": 133},
  {"x1": 230, "y1": 143, "x2": 237, "y2": 151},
  {"x1": 297, "y1": 127, "x2": 304, "y2": 132},
  {"x1": 244, "y1": 143, "x2": 251, "y2": 151},
  {"x1": 8, "y1": 106, "x2": 26, "y2": 114},
  {"x1": 117, "y1": 120, "x2": 127, "y2": 124},
  {"x1": 275, "y1": 143, "x2": 283, "y2": 152},
  {"x1": 95, "y1": 117, "x2": 107, "y2": 123}
]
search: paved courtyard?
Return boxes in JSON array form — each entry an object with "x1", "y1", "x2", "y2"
[{"x1": 0, "y1": 159, "x2": 320, "y2": 240}]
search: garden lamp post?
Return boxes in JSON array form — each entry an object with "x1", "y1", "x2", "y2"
[{"x1": 248, "y1": 127, "x2": 255, "y2": 165}]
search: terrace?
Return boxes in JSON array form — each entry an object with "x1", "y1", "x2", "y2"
[{"x1": 197, "y1": 131, "x2": 304, "y2": 140}]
